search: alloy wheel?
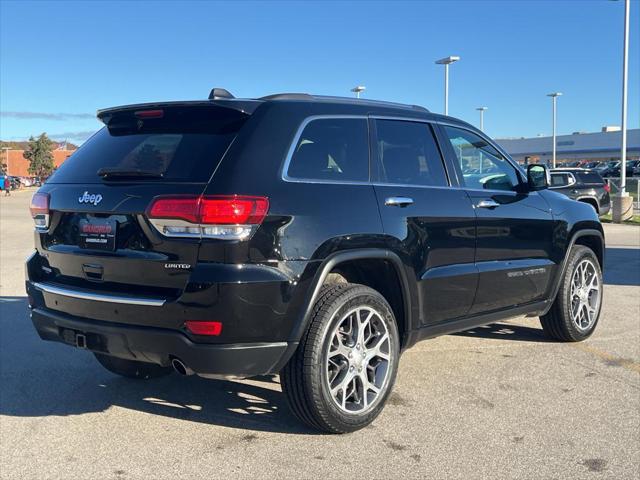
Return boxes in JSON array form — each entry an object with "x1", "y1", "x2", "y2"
[
  {"x1": 570, "y1": 258, "x2": 601, "y2": 331},
  {"x1": 325, "y1": 306, "x2": 392, "y2": 414}
]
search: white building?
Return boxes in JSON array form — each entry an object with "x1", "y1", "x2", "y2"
[{"x1": 496, "y1": 128, "x2": 640, "y2": 165}]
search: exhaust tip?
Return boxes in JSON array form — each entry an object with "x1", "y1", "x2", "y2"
[{"x1": 171, "y1": 357, "x2": 194, "y2": 376}]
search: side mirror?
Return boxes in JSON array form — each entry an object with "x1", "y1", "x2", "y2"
[{"x1": 527, "y1": 164, "x2": 549, "y2": 191}]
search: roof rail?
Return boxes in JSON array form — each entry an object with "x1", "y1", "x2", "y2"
[
  {"x1": 258, "y1": 92, "x2": 428, "y2": 112},
  {"x1": 316, "y1": 95, "x2": 429, "y2": 112},
  {"x1": 208, "y1": 88, "x2": 235, "y2": 100},
  {"x1": 258, "y1": 93, "x2": 314, "y2": 101}
]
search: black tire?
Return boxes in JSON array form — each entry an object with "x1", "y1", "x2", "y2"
[
  {"x1": 281, "y1": 283, "x2": 400, "y2": 433},
  {"x1": 540, "y1": 245, "x2": 603, "y2": 342},
  {"x1": 94, "y1": 353, "x2": 172, "y2": 379}
]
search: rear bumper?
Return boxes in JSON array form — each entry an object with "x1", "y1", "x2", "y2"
[{"x1": 29, "y1": 306, "x2": 291, "y2": 377}]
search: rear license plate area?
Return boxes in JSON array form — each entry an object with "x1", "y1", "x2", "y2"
[{"x1": 79, "y1": 217, "x2": 116, "y2": 251}]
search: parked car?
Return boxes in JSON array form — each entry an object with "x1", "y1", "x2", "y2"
[
  {"x1": 601, "y1": 160, "x2": 640, "y2": 178},
  {"x1": 595, "y1": 160, "x2": 620, "y2": 177},
  {"x1": 1, "y1": 175, "x2": 21, "y2": 190},
  {"x1": 21, "y1": 176, "x2": 37, "y2": 187},
  {"x1": 563, "y1": 161, "x2": 582, "y2": 168},
  {"x1": 582, "y1": 161, "x2": 601, "y2": 170},
  {"x1": 549, "y1": 168, "x2": 611, "y2": 215},
  {"x1": 25, "y1": 89, "x2": 605, "y2": 433}
]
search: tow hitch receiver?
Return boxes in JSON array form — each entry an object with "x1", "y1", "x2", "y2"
[{"x1": 76, "y1": 333, "x2": 87, "y2": 349}]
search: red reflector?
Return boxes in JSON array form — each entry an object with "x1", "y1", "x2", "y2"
[
  {"x1": 185, "y1": 321, "x2": 223, "y2": 336},
  {"x1": 147, "y1": 195, "x2": 269, "y2": 225},
  {"x1": 30, "y1": 192, "x2": 49, "y2": 216},
  {"x1": 134, "y1": 109, "x2": 164, "y2": 119}
]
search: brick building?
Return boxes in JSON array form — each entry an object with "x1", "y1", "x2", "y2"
[{"x1": 1, "y1": 149, "x2": 74, "y2": 176}]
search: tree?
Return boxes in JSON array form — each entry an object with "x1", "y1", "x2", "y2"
[{"x1": 24, "y1": 133, "x2": 55, "y2": 178}]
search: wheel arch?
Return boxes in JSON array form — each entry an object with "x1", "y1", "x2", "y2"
[
  {"x1": 286, "y1": 249, "x2": 415, "y2": 354},
  {"x1": 540, "y1": 228, "x2": 604, "y2": 316}
]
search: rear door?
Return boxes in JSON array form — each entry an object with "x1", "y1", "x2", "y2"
[
  {"x1": 371, "y1": 118, "x2": 477, "y2": 325},
  {"x1": 35, "y1": 104, "x2": 248, "y2": 299},
  {"x1": 438, "y1": 124, "x2": 556, "y2": 313}
]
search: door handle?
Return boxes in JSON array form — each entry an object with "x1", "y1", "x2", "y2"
[
  {"x1": 475, "y1": 199, "x2": 500, "y2": 209},
  {"x1": 385, "y1": 196, "x2": 414, "y2": 207}
]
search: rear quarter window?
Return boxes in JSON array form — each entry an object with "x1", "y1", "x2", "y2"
[
  {"x1": 286, "y1": 117, "x2": 369, "y2": 182},
  {"x1": 550, "y1": 173, "x2": 572, "y2": 187}
]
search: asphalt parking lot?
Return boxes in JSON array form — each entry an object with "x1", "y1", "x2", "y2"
[{"x1": 1, "y1": 188, "x2": 639, "y2": 480}]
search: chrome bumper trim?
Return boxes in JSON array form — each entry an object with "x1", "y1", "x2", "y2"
[{"x1": 31, "y1": 281, "x2": 166, "y2": 307}]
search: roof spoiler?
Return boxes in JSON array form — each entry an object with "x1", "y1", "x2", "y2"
[{"x1": 97, "y1": 100, "x2": 260, "y2": 123}]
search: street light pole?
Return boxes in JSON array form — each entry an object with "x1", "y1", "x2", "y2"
[
  {"x1": 350, "y1": 85, "x2": 366, "y2": 99},
  {"x1": 547, "y1": 92, "x2": 562, "y2": 168},
  {"x1": 476, "y1": 107, "x2": 488, "y2": 131},
  {"x1": 619, "y1": 0, "x2": 630, "y2": 195},
  {"x1": 435, "y1": 56, "x2": 460, "y2": 115}
]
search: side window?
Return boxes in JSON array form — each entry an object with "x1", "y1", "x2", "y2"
[
  {"x1": 286, "y1": 118, "x2": 369, "y2": 182},
  {"x1": 374, "y1": 120, "x2": 448, "y2": 187},
  {"x1": 443, "y1": 126, "x2": 521, "y2": 191},
  {"x1": 550, "y1": 172, "x2": 572, "y2": 187}
]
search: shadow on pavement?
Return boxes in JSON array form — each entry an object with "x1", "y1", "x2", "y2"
[
  {"x1": 0, "y1": 296, "x2": 315, "y2": 435},
  {"x1": 451, "y1": 322, "x2": 555, "y2": 343},
  {"x1": 604, "y1": 247, "x2": 640, "y2": 286}
]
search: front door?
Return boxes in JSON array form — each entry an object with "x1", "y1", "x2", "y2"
[{"x1": 439, "y1": 125, "x2": 556, "y2": 314}]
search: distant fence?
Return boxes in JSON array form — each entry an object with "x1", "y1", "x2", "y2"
[{"x1": 606, "y1": 177, "x2": 640, "y2": 209}]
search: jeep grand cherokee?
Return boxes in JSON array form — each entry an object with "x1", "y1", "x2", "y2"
[{"x1": 26, "y1": 88, "x2": 605, "y2": 433}]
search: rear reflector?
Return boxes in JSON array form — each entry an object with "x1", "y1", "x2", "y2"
[
  {"x1": 147, "y1": 195, "x2": 269, "y2": 240},
  {"x1": 185, "y1": 321, "x2": 223, "y2": 336},
  {"x1": 30, "y1": 192, "x2": 50, "y2": 229}
]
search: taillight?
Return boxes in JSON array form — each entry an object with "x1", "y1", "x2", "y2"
[
  {"x1": 604, "y1": 183, "x2": 611, "y2": 193},
  {"x1": 30, "y1": 192, "x2": 50, "y2": 229},
  {"x1": 185, "y1": 320, "x2": 223, "y2": 336},
  {"x1": 147, "y1": 195, "x2": 269, "y2": 240}
]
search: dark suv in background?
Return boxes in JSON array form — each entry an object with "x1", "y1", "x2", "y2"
[
  {"x1": 26, "y1": 89, "x2": 605, "y2": 433},
  {"x1": 549, "y1": 168, "x2": 611, "y2": 215}
]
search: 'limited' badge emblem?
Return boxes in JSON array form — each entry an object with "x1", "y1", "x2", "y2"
[{"x1": 78, "y1": 191, "x2": 103, "y2": 206}]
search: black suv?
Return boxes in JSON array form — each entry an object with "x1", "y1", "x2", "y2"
[
  {"x1": 549, "y1": 168, "x2": 611, "y2": 215},
  {"x1": 26, "y1": 89, "x2": 605, "y2": 433}
]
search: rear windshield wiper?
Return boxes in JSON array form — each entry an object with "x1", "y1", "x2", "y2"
[{"x1": 97, "y1": 168, "x2": 164, "y2": 179}]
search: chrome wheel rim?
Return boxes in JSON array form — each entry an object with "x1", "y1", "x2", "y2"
[
  {"x1": 570, "y1": 259, "x2": 601, "y2": 331},
  {"x1": 325, "y1": 306, "x2": 392, "y2": 414}
]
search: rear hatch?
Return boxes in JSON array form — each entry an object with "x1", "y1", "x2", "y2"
[
  {"x1": 34, "y1": 103, "x2": 249, "y2": 299},
  {"x1": 573, "y1": 170, "x2": 611, "y2": 208}
]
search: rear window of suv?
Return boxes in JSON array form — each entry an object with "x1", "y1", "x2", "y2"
[
  {"x1": 575, "y1": 172, "x2": 605, "y2": 185},
  {"x1": 47, "y1": 106, "x2": 246, "y2": 184}
]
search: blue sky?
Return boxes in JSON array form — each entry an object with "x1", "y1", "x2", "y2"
[{"x1": 0, "y1": 0, "x2": 638, "y2": 143}]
